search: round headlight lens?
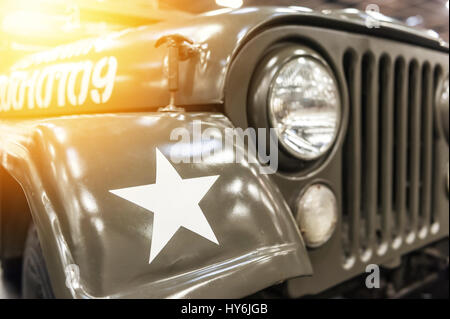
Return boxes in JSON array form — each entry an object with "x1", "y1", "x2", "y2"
[
  {"x1": 268, "y1": 56, "x2": 341, "y2": 160},
  {"x1": 296, "y1": 184, "x2": 338, "y2": 248}
]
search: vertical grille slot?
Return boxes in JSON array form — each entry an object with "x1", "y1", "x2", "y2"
[
  {"x1": 377, "y1": 55, "x2": 394, "y2": 253},
  {"x1": 406, "y1": 61, "x2": 421, "y2": 242},
  {"x1": 342, "y1": 50, "x2": 361, "y2": 263},
  {"x1": 431, "y1": 66, "x2": 443, "y2": 229},
  {"x1": 393, "y1": 57, "x2": 408, "y2": 246},
  {"x1": 361, "y1": 53, "x2": 378, "y2": 256},
  {"x1": 419, "y1": 63, "x2": 433, "y2": 238}
]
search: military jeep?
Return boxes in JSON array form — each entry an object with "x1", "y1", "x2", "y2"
[{"x1": 0, "y1": 2, "x2": 448, "y2": 298}]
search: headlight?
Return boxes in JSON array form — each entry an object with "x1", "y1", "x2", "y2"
[
  {"x1": 268, "y1": 55, "x2": 341, "y2": 160},
  {"x1": 437, "y1": 75, "x2": 449, "y2": 143},
  {"x1": 295, "y1": 184, "x2": 338, "y2": 248}
]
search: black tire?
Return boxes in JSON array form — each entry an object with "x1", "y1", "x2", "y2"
[
  {"x1": 1, "y1": 257, "x2": 22, "y2": 282},
  {"x1": 21, "y1": 223, "x2": 55, "y2": 299}
]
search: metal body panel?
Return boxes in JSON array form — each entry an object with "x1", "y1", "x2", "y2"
[
  {"x1": 0, "y1": 7, "x2": 447, "y2": 118},
  {"x1": 0, "y1": 112, "x2": 312, "y2": 298}
]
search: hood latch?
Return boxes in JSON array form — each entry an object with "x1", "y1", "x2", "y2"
[{"x1": 155, "y1": 34, "x2": 199, "y2": 112}]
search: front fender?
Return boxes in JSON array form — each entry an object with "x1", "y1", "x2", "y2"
[{"x1": 0, "y1": 112, "x2": 312, "y2": 298}]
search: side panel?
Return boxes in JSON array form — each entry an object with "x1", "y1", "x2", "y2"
[{"x1": 0, "y1": 112, "x2": 312, "y2": 298}]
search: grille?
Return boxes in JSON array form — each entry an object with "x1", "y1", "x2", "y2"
[{"x1": 341, "y1": 50, "x2": 443, "y2": 264}]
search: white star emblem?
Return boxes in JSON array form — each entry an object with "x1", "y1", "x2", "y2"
[{"x1": 110, "y1": 148, "x2": 220, "y2": 264}]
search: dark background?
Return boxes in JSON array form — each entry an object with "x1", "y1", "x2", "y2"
[
  {"x1": 165, "y1": 0, "x2": 449, "y2": 42},
  {"x1": 0, "y1": 0, "x2": 449, "y2": 63}
]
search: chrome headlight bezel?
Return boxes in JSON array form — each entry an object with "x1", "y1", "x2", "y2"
[
  {"x1": 267, "y1": 54, "x2": 342, "y2": 161},
  {"x1": 248, "y1": 44, "x2": 343, "y2": 169}
]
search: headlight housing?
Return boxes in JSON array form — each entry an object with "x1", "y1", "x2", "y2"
[
  {"x1": 248, "y1": 45, "x2": 342, "y2": 165},
  {"x1": 268, "y1": 56, "x2": 341, "y2": 160}
]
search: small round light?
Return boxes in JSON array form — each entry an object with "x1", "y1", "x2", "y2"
[
  {"x1": 296, "y1": 184, "x2": 338, "y2": 248},
  {"x1": 268, "y1": 56, "x2": 341, "y2": 160}
]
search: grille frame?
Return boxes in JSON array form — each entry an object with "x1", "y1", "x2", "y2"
[
  {"x1": 223, "y1": 24, "x2": 448, "y2": 297},
  {"x1": 280, "y1": 27, "x2": 449, "y2": 298},
  {"x1": 341, "y1": 48, "x2": 447, "y2": 266},
  {"x1": 288, "y1": 26, "x2": 449, "y2": 297}
]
